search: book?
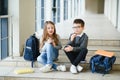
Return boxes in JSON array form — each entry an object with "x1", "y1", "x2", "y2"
[
  {"x1": 14, "y1": 68, "x2": 34, "y2": 74},
  {"x1": 95, "y1": 50, "x2": 114, "y2": 57}
]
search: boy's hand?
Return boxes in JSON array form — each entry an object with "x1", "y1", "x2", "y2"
[
  {"x1": 64, "y1": 45, "x2": 73, "y2": 52},
  {"x1": 70, "y1": 33, "x2": 77, "y2": 41}
]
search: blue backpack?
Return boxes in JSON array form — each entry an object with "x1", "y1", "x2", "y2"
[
  {"x1": 23, "y1": 34, "x2": 40, "y2": 67},
  {"x1": 90, "y1": 55, "x2": 116, "y2": 75}
]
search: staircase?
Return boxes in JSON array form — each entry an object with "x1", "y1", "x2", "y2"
[
  {"x1": 0, "y1": 14, "x2": 120, "y2": 80},
  {"x1": 0, "y1": 39, "x2": 120, "y2": 80}
]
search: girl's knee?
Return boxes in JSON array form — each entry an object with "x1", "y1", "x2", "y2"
[
  {"x1": 37, "y1": 56, "x2": 42, "y2": 62},
  {"x1": 37, "y1": 55, "x2": 44, "y2": 62}
]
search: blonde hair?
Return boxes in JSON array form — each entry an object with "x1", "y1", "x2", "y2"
[{"x1": 40, "y1": 21, "x2": 59, "y2": 48}]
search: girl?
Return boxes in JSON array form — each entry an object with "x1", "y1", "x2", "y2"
[{"x1": 37, "y1": 21, "x2": 66, "y2": 73}]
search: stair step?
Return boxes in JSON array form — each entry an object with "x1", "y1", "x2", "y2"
[
  {"x1": 61, "y1": 39, "x2": 120, "y2": 46},
  {"x1": 0, "y1": 66, "x2": 120, "y2": 80},
  {"x1": 0, "y1": 55, "x2": 120, "y2": 70},
  {"x1": 61, "y1": 46, "x2": 120, "y2": 52},
  {"x1": 59, "y1": 46, "x2": 120, "y2": 57}
]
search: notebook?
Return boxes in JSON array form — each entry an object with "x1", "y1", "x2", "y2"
[
  {"x1": 95, "y1": 50, "x2": 114, "y2": 57},
  {"x1": 14, "y1": 68, "x2": 34, "y2": 74}
]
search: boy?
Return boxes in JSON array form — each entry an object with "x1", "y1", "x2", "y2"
[{"x1": 64, "y1": 19, "x2": 88, "y2": 74}]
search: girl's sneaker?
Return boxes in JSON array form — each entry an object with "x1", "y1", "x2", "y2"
[
  {"x1": 39, "y1": 64, "x2": 52, "y2": 73},
  {"x1": 57, "y1": 65, "x2": 66, "y2": 72}
]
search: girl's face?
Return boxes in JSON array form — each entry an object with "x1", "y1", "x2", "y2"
[{"x1": 47, "y1": 24, "x2": 55, "y2": 36}]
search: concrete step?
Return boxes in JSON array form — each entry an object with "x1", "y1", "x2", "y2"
[
  {"x1": 0, "y1": 54, "x2": 120, "y2": 70},
  {"x1": 61, "y1": 39, "x2": 120, "y2": 46},
  {"x1": 0, "y1": 67, "x2": 120, "y2": 80},
  {"x1": 59, "y1": 46, "x2": 120, "y2": 57}
]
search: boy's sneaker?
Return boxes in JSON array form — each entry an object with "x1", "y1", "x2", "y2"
[
  {"x1": 77, "y1": 65, "x2": 83, "y2": 72},
  {"x1": 57, "y1": 65, "x2": 66, "y2": 72},
  {"x1": 39, "y1": 64, "x2": 52, "y2": 73},
  {"x1": 70, "y1": 65, "x2": 77, "y2": 74}
]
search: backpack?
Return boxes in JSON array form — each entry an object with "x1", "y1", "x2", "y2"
[
  {"x1": 23, "y1": 34, "x2": 40, "y2": 67},
  {"x1": 90, "y1": 55, "x2": 116, "y2": 75}
]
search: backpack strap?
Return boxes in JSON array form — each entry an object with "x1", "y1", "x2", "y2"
[
  {"x1": 31, "y1": 60, "x2": 34, "y2": 68},
  {"x1": 31, "y1": 35, "x2": 37, "y2": 68}
]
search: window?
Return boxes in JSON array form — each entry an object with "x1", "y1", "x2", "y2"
[
  {"x1": 0, "y1": 0, "x2": 8, "y2": 15},
  {"x1": 57, "y1": 0, "x2": 60, "y2": 22},
  {"x1": 0, "y1": 18, "x2": 8, "y2": 60},
  {"x1": 52, "y1": 0, "x2": 60, "y2": 23},
  {"x1": 64, "y1": 0, "x2": 68, "y2": 20},
  {"x1": 36, "y1": 0, "x2": 44, "y2": 30},
  {"x1": 0, "y1": 0, "x2": 8, "y2": 60},
  {"x1": 52, "y1": 0, "x2": 56, "y2": 23},
  {"x1": 41, "y1": 0, "x2": 44, "y2": 28}
]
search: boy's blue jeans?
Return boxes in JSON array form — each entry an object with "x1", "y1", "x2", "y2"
[{"x1": 37, "y1": 43, "x2": 58, "y2": 69}]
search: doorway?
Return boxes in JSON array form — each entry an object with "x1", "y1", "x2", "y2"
[{"x1": 85, "y1": 0, "x2": 104, "y2": 14}]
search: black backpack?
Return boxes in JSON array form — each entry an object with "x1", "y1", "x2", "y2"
[
  {"x1": 23, "y1": 34, "x2": 40, "y2": 67},
  {"x1": 90, "y1": 55, "x2": 116, "y2": 75}
]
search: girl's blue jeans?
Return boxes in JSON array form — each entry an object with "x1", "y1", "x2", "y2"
[{"x1": 37, "y1": 43, "x2": 58, "y2": 69}]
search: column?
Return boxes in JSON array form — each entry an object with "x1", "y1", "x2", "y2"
[
  {"x1": 60, "y1": 0, "x2": 64, "y2": 22},
  {"x1": 45, "y1": 0, "x2": 52, "y2": 21},
  {"x1": 118, "y1": 0, "x2": 120, "y2": 32},
  {"x1": 68, "y1": 0, "x2": 71, "y2": 19},
  {"x1": 9, "y1": 0, "x2": 20, "y2": 56},
  {"x1": 81, "y1": 0, "x2": 85, "y2": 15},
  {"x1": 111, "y1": 0, "x2": 117, "y2": 27}
]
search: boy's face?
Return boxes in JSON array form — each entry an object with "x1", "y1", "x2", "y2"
[{"x1": 73, "y1": 23, "x2": 84, "y2": 35}]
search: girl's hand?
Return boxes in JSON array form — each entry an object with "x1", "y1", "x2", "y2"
[
  {"x1": 47, "y1": 38, "x2": 56, "y2": 46},
  {"x1": 47, "y1": 38, "x2": 53, "y2": 43},
  {"x1": 52, "y1": 41, "x2": 56, "y2": 47}
]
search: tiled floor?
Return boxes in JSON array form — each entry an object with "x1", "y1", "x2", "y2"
[{"x1": 0, "y1": 66, "x2": 120, "y2": 80}]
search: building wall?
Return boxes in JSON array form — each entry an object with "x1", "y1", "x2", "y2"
[
  {"x1": 19, "y1": 0, "x2": 35, "y2": 56},
  {"x1": 9, "y1": 0, "x2": 35, "y2": 56},
  {"x1": 86, "y1": 0, "x2": 98, "y2": 13}
]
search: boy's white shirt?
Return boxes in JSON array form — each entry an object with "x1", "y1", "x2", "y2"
[{"x1": 76, "y1": 32, "x2": 84, "y2": 37}]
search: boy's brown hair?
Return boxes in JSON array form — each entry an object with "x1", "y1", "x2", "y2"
[{"x1": 73, "y1": 19, "x2": 85, "y2": 27}]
